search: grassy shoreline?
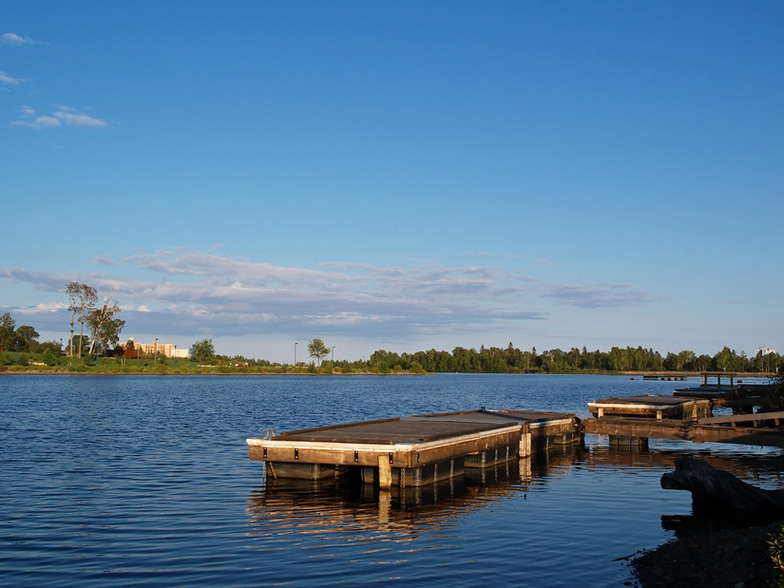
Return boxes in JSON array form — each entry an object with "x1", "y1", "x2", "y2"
[
  {"x1": 0, "y1": 360, "x2": 425, "y2": 376},
  {"x1": 1, "y1": 362, "x2": 772, "y2": 377},
  {"x1": 0, "y1": 369, "x2": 418, "y2": 376}
]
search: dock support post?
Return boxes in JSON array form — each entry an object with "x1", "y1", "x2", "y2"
[
  {"x1": 519, "y1": 423, "x2": 532, "y2": 457},
  {"x1": 378, "y1": 455, "x2": 392, "y2": 490}
]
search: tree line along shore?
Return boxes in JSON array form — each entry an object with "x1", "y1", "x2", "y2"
[{"x1": 1, "y1": 339, "x2": 780, "y2": 376}]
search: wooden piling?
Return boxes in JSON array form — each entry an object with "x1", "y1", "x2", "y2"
[{"x1": 378, "y1": 455, "x2": 392, "y2": 490}]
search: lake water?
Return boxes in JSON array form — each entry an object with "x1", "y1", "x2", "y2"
[{"x1": 1, "y1": 374, "x2": 782, "y2": 587}]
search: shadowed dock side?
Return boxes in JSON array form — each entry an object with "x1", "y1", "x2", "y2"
[
  {"x1": 247, "y1": 409, "x2": 581, "y2": 489},
  {"x1": 584, "y1": 415, "x2": 784, "y2": 447}
]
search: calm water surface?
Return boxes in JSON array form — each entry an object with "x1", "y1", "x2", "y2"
[{"x1": 1, "y1": 374, "x2": 782, "y2": 587}]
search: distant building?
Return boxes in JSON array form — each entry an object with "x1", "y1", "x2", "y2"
[
  {"x1": 121, "y1": 338, "x2": 190, "y2": 359},
  {"x1": 759, "y1": 347, "x2": 777, "y2": 356}
]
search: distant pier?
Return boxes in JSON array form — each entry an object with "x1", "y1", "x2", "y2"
[
  {"x1": 672, "y1": 371, "x2": 773, "y2": 400},
  {"x1": 642, "y1": 374, "x2": 687, "y2": 381}
]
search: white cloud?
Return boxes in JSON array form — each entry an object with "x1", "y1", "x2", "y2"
[
  {"x1": 0, "y1": 71, "x2": 28, "y2": 86},
  {"x1": 2, "y1": 32, "x2": 35, "y2": 46},
  {"x1": 13, "y1": 115, "x2": 61, "y2": 129},
  {"x1": 16, "y1": 302, "x2": 68, "y2": 314},
  {"x1": 12, "y1": 105, "x2": 108, "y2": 129},
  {"x1": 53, "y1": 109, "x2": 108, "y2": 128}
]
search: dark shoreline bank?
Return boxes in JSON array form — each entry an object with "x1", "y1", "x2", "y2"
[{"x1": 632, "y1": 523, "x2": 779, "y2": 587}]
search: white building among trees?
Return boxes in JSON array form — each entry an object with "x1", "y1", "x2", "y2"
[{"x1": 123, "y1": 338, "x2": 190, "y2": 358}]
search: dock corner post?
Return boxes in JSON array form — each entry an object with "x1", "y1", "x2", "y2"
[{"x1": 378, "y1": 455, "x2": 392, "y2": 491}]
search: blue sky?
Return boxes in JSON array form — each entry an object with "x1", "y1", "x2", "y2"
[{"x1": 2, "y1": 1, "x2": 783, "y2": 362}]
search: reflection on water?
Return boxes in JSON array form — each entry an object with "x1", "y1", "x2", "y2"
[
  {"x1": 245, "y1": 447, "x2": 598, "y2": 586},
  {"x1": 249, "y1": 459, "x2": 524, "y2": 534},
  {"x1": 248, "y1": 446, "x2": 592, "y2": 522},
  {"x1": 2, "y1": 374, "x2": 783, "y2": 587},
  {"x1": 247, "y1": 440, "x2": 784, "y2": 585}
]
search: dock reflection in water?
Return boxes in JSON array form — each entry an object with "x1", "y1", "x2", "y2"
[
  {"x1": 246, "y1": 440, "x2": 784, "y2": 582},
  {"x1": 246, "y1": 447, "x2": 585, "y2": 539}
]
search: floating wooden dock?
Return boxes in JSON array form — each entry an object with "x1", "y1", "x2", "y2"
[
  {"x1": 247, "y1": 409, "x2": 581, "y2": 489},
  {"x1": 588, "y1": 395, "x2": 710, "y2": 421},
  {"x1": 586, "y1": 372, "x2": 783, "y2": 447}
]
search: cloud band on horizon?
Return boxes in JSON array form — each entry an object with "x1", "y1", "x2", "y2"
[{"x1": 0, "y1": 249, "x2": 656, "y2": 341}]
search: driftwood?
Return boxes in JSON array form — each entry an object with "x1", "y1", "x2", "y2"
[{"x1": 661, "y1": 457, "x2": 784, "y2": 516}]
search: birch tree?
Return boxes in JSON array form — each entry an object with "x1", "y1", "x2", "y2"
[
  {"x1": 66, "y1": 282, "x2": 81, "y2": 357},
  {"x1": 87, "y1": 291, "x2": 125, "y2": 356},
  {"x1": 75, "y1": 284, "x2": 97, "y2": 357}
]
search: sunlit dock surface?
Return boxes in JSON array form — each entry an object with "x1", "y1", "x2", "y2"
[{"x1": 247, "y1": 409, "x2": 581, "y2": 488}]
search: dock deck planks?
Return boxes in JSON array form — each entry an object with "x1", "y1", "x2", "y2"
[{"x1": 275, "y1": 417, "x2": 516, "y2": 444}]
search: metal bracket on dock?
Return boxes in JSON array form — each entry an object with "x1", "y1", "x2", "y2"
[
  {"x1": 389, "y1": 452, "x2": 394, "y2": 464},
  {"x1": 294, "y1": 448, "x2": 299, "y2": 460},
  {"x1": 354, "y1": 450, "x2": 359, "y2": 462}
]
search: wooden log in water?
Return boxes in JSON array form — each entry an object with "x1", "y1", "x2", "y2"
[{"x1": 660, "y1": 457, "x2": 784, "y2": 515}]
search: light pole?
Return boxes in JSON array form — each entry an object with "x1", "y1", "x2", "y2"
[
  {"x1": 154, "y1": 338, "x2": 159, "y2": 367},
  {"x1": 174, "y1": 345, "x2": 178, "y2": 366},
  {"x1": 331, "y1": 346, "x2": 335, "y2": 363},
  {"x1": 294, "y1": 342, "x2": 298, "y2": 366}
]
